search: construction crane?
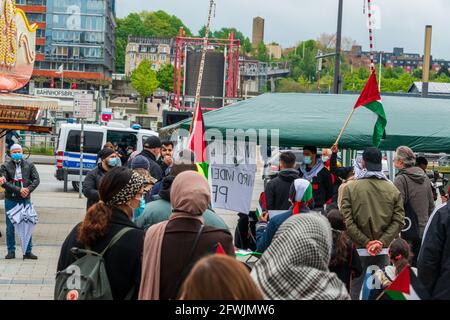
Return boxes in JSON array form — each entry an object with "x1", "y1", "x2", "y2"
[{"x1": 193, "y1": 0, "x2": 216, "y2": 116}]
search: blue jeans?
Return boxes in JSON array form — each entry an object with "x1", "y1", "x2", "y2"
[{"x1": 5, "y1": 198, "x2": 33, "y2": 254}]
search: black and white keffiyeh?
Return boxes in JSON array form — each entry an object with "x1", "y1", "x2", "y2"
[
  {"x1": 251, "y1": 213, "x2": 350, "y2": 300},
  {"x1": 107, "y1": 171, "x2": 146, "y2": 206}
]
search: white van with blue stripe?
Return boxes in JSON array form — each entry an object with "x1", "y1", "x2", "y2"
[{"x1": 55, "y1": 122, "x2": 158, "y2": 191}]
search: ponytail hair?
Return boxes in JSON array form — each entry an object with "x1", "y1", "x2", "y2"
[
  {"x1": 77, "y1": 167, "x2": 133, "y2": 246},
  {"x1": 77, "y1": 201, "x2": 112, "y2": 246},
  {"x1": 388, "y1": 238, "x2": 410, "y2": 276}
]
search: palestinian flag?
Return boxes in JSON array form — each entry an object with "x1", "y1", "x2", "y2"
[
  {"x1": 188, "y1": 106, "x2": 208, "y2": 178},
  {"x1": 354, "y1": 70, "x2": 387, "y2": 147},
  {"x1": 379, "y1": 266, "x2": 429, "y2": 300},
  {"x1": 255, "y1": 192, "x2": 267, "y2": 220}
]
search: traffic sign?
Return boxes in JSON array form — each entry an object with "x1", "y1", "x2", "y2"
[{"x1": 73, "y1": 93, "x2": 94, "y2": 119}]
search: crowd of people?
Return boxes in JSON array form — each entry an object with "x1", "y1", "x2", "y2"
[{"x1": 52, "y1": 138, "x2": 450, "y2": 300}]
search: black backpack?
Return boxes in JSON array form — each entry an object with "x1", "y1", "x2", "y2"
[{"x1": 399, "y1": 175, "x2": 421, "y2": 242}]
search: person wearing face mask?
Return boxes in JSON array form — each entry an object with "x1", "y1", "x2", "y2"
[
  {"x1": 82, "y1": 148, "x2": 120, "y2": 210},
  {"x1": 0, "y1": 144, "x2": 40, "y2": 260},
  {"x1": 57, "y1": 167, "x2": 146, "y2": 300},
  {"x1": 299, "y1": 146, "x2": 333, "y2": 211}
]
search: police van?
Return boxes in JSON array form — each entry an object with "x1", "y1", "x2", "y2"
[{"x1": 55, "y1": 122, "x2": 158, "y2": 191}]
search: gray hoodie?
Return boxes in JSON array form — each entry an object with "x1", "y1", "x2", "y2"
[{"x1": 394, "y1": 166, "x2": 435, "y2": 238}]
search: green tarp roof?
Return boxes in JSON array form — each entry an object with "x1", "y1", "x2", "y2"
[{"x1": 173, "y1": 93, "x2": 450, "y2": 153}]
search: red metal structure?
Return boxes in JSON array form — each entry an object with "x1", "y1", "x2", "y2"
[{"x1": 172, "y1": 28, "x2": 241, "y2": 111}]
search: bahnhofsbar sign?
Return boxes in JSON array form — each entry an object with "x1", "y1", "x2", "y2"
[
  {"x1": 34, "y1": 88, "x2": 90, "y2": 98},
  {"x1": 210, "y1": 164, "x2": 256, "y2": 214}
]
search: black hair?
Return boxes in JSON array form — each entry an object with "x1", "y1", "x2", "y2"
[
  {"x1": 279, "y1": 151, "x2": 296, "y2": 168},
  {"x1": 327, "y1": 209, "x2": 350, "y2": 266},
  {"x1": 303, "y1": 146, "x2": 318, "y2": 154},
  {"x1": 161, "y1": 141, "x2": 174, "y2": 148},
  {"x1": 416, "y1": 156, "x2": 428, "y2": 167}
]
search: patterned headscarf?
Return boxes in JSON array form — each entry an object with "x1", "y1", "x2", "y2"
[
  {"x1": 106, "y1": 171, "x2": 146, "y2": 206},
  {"x1": 251, "y1": 213, "x2": 350, "y2": 300}
]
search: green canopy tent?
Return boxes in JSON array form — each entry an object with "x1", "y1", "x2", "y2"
[{"x1": 164, "y1": 93, "x2": 450, "y2": 153}]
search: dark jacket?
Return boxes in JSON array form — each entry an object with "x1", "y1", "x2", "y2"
[
  {"x1": 299, "y1": 166, "x2": 333, "y2": 209},
  {"x1": 255, "y1": 206, "x2": 309, "y2": 253},
  {"x1": 329, "y1": 240, "x2": 362, "y2": 292},
  {"x1": 418, "y1": 201, "x2": 450, "y2": 299},
  {"x1": 157, "y1": 158, "x2": 170, "y2": 178},
  {"x1": 82, "y1": 163, "x2": 107, "y2": 209},
  {"x1": 57, "y1": 208, "x2": 145, "y2": 300},
  {"x1": 0, "y1": 159, "x2": 40, "y2": 201},
  {"x1": 394, "y1": 167, "x2": 435, "y2": 238},
  {"x1": 159, "y1": 218, "x2": 234, "y2": 300},
  {"x1": 140, "y1": 149, "x2": 163, "y2": 181},
  {"x1": 265, "y1": 169, "x2": 299, "y2": 210}
]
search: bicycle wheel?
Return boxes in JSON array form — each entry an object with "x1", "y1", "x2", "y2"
[{"x1": 22, "y1": 146, "x2": 32, "y2": 160}]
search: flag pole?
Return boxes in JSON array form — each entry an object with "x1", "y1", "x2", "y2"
[{"x1": 333, "y1": 107, "x2": 356, "y2": 146}]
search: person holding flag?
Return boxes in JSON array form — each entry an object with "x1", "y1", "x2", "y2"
[{"x1": 255, "y1": 178, "x2": 313, "y2": 253}]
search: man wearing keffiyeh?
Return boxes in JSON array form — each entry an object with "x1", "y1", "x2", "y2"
[{"x1": 0, "y1": 144, "x2": 40, "y2": 260}]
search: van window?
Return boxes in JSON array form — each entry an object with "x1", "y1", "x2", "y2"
[
  {"x1": 66, "y1": 130, "x2": 104, "y2": 154},
  {"x1": 106, "y1": 130, "x2": 137, "y2": 153}
]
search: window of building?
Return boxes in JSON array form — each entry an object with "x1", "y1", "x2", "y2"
[
  {"x1": 66, "y1": 130, "x2": 104, "y2": 154},
  {"x1": 151, "y1": 64, "x2": 157, "y2": 70},
  {"x1": 159, "y1": 54, "x2": 166, "y2": 62},
  {"x1": 151, "y1": 54, "x2": 157, "y2": 61},
  {"x1": 150, "y1": 47, "x2": 157, "y2": 53},
  {"x1": 56, "y1": 46, "x2": 68, "y2": 56}
]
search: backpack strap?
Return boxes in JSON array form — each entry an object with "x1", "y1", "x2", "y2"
[{"x1": 100, "y1": 227, "x2": 134, "y2": 256}]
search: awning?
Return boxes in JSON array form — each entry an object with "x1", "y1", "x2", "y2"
[
  {"x1": 0, "y1": 93, "x2": 59, "y2": 110},
  {"x1": 0, "y1": 123, "x2": 52, "y2": 134},
  {"x1": 164, "y1": 93, "x2": 450, "y2": 153}
]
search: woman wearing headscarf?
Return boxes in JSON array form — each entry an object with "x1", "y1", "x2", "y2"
[
  {"x1": 139, "y1": 171, "x2": 234, "y2": 300},
  {"x1": 57, "y1": 167, "x2": 147, "y2": 300},
  {"x1": 251, "y1": 213, "x2": 350, "y2": 300}
]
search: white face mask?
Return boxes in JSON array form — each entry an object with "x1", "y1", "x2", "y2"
[{"x1": 321, "y1": 156, "x2": 329, "y2": 163}]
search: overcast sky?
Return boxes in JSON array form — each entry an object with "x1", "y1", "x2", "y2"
[{"x1": 117, "y1": 0, "x2": 450, "y2": 59}]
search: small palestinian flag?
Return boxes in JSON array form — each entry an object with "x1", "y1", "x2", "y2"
[
  {"x1": 353, "y1": 70, "x2": 387, "y2": 147},
  {"x1": 379, "y1": 266, "x2": 429, "y2": 300},
  {"x1": 187, "y1": 106, "x2": 208, "y2": 178},
  {"x1": 255, "y1": 192, "x2": 267, "y2": 220}
]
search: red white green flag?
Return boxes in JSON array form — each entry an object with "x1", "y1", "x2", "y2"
[
  {"x1": 353, "y1": 70, "x2": 387, "y2": 147},
  {"x1": 187, "y1": 107, "x2": 208, "y2": 178},
  {"x1": 380, "y1": 266, "x2": 429, "y2": 300}
]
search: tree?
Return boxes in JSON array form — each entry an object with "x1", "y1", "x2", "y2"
[
  {"x1": 141, "y1": 10, "x2": 192, "y2": 37},
  {"x1": 198, "y1": 26, "x2": 252, "y2": 55},
  {"x1": 115, "y1": 13, "x2": 148, "y2": 73},
  {"x1": 157, "y1": 64, "x2": 174, "y2": 92},
  {"x1": 131, "y1": 60, "x2": 159, "y2": 112},
  {"x1": 255, "y1": 41, "x2": 269, "y2": 62},
  {"x1": 115, "y1": 11, "x2": 191, "y2": 73}
]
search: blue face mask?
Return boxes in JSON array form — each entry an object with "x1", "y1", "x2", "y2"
[
  {"x1": 107, "y1": 158, "x2": 118, "y2": 167},
  {"x1": 11, "y1": 153, "x2": 23, "y2": 161},
  {"x1": 304, "y1": 156, "x2": 312, "y2": 165}
]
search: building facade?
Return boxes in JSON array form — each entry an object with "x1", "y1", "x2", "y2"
[
  {"x1": 252, "y1": 17, "x2": 264, "y2": 48},
  {"x1": 266, "y1": 44, "x2": 282, "y2": 60},
  {"x1": 348, "y1": 45, "x2": 450, "y2": 74},
  {"x1": 125, "y1": 36, "x2": 175, "y2": 76},
  {"x1": 17, "y1": 0, "x2": 116, "y2": 89}
]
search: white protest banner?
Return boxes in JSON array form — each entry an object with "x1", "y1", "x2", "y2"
[{"x1": 210, "y1": 164, "x2": 256, "y2": 214}]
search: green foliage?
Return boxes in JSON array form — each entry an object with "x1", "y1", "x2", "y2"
[
  {"x1": 131, "y1": 60, "x2": 159, "y2": 111},
  {"x1": 255, "y1": 41, "x2": 269, "y2": 62},
  {"x1": 156, "y1": 64, "x2": 174, "y2": 92},
  {"x1": 30, "y1": 146, "x2": 54, "y2": 156},
  {"x1": 115, "y1": 11, "x2": 191, "y2": 73},
  {"x1": 140, "y1": 10, "x2": 192, "y2": 37},
  {"x1": 198, "y1": 26, "x2": 252, "y2": 54}
]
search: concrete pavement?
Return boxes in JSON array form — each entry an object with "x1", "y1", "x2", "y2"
[{"x1": 0, "y1": 164, "x2": 265, "y2": 300}]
